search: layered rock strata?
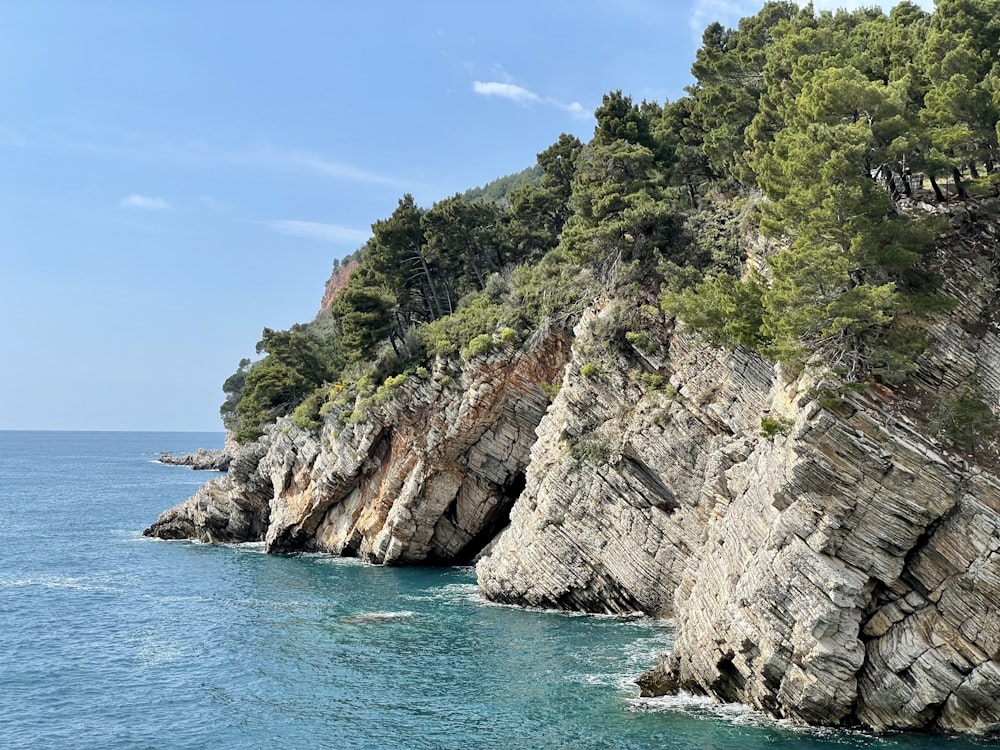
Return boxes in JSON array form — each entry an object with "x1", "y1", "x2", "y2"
[
  {"x1": 159, "y1": 447, "x2": 232, "y2": 471},
  {"x1": 145, "y1": 335, "x2": 570, "y2": 563},
  {"x1": 475, "y1": 223, "x2": 1000, "y2": 731}
]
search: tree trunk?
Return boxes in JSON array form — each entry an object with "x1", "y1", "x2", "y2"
[
  {"x1": 928, "y1": 174, "x2": 946, "y2": 202},
  {"x1": 952, "y1": 167, "x2": 968, "y2": 201},
  {"x1": 969, "y1": 161, "x2": 981, "y2": 180},
  {"x1": 880, "y1": 164, "x2": 901, "y2": 202},
  {"x1": 901, "y1": 169, "x2": 913, "y2": 198},
  {"x1": 413, "y1": 248, "x2": 444, "y2": 320}
]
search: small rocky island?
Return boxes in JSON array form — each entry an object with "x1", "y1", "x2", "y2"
[{"x1": 158, "y1": 447, "x2": 231, "y2": 472}]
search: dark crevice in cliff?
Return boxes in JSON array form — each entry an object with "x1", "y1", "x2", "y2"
[
  {"x1": 455, "y1": 471, "x2": 526, "y2": 564},
  {"x1": 897, "y1": 497, "x2": 961, "y2": 599},
  {"x1": 712, "y1": 652, "x2": 747, "y2": 703}
]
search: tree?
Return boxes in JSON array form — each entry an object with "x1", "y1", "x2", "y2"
[
  {"x1": 684, "y1": 3, "x2": 799, "y2": 186},
  {"x1": 219, "y1": 357, "x2": 252, "y2": 429},
  {"x1": 422, "y1": 196, "x2": 506, "y2": 298},
  {"x1": 366, "y1": 194, "x2": 448, "y2": 327},
  {"x1": 329, "y1": 280, "x2": 396, "y2": 363},
  {"x1": 506, "y1": 133, "x2": 583, "y2": 260}
]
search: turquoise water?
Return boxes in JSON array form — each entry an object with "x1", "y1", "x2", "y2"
[{"x1": 0, "y1": 431, "x2": 993, "y2": 749}]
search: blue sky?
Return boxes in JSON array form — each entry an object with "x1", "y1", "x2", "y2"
[{"x1": 0, "y1": 0, "x2": 934, "y2": 431}]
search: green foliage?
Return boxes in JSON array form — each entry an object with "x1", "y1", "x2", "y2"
[
  {"x1": 567, "y1": 433, "x2": 613, "y2": 465},
  {"x1": 419, "y1": 295, "x2": 507, "y2": 359},
  {"x1": 422, "y1": 196, "x2": 507, "y2": 297},
  {"x1": 291, "y1": 388, "x2": 327, "y2": 433},
  {"x1": 561, "y1": 132, "x2": 682, "y2": 280},
  {"x1": 462, "y1": 334, "x2": 497, "y2": 361},
  {"x1": 230, "y1": 327, "x2": 339, "y2": 442},
  {"x1": 539, "y1": 380, "x2": 562, "y2": 400},
  {"x1": 580, "y1": 362, "x2": 601, "y2": 378},
  {"x1": 759, "y1": 415, "x2": 795, "y2": 440},
  {"x1": 220, "y1": 357, "x2": 252, "y2": 429},
  {"x1": 625, "y1": 331, "x2": 657, "y2": 356},
  {"x1": 638, "y1": 373, "x2": 677, "y2": 398},
  {"x1": 663, "y1": 271, "x2": 766, "y2": 351},
  {"x1": 328, "y1": 277, "x2": 396, "y2": 363},
  {"x1": 461, "y1": 165, "x2": 544, "y2": 205},
  {"x1": 219, "y1": 1, "x2": 998, "y2": 440}
]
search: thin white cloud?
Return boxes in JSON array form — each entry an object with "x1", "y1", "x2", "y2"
[
  {"x1": 473, "y1": 81, "x2": 541, "y2": 104},
  {"x1": 561, "y1": 101, "x2": 590, "y2": 120},
  {"x1": 283, "y1": 151, "x2": 405, "y2": 187},
  {"x1": 473, "y1": 81, "x2": 592, "y2": 120},
  {"x1": 263, "y1": 220, "x2": 370, "y2": 245},
  {"x1": 1, "y1": 127, "x2": 408, "y2": 191},
  {"x1": 120, "y1": 194, "x2": 171, "y2": 211}
]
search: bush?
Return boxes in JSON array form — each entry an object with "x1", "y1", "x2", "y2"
[
  {"x1": 462, "y1": 333, "x2": 497, "y2": 361},
  {"x1": 420, "y1": 295, "x2": 506, "y2": 358},
  {"x1": 567, "y1": 433, "x2": 612, "y2": 464},
  {"x1": 291, "y1": 388, "x2": 327, "y2": 432},
  {"x1": 539, "y1": 380, "x2": 562, "y2": 400},
  {"x1": 625, "y1": 330, "x2": 658, "y2": 355},
  {"x1": 759, "y1": 416, "x2": 794, "y2": 440}
]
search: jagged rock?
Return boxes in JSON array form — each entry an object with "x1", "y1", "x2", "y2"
[
  {"x1": 145, "y1": 335, "x2": 571, "y2": 565},
  {"x1": 145, "y1": 440, "x2": 269, "y2": 542},
  {"x1": 159, "y1": 447, "x2": 231, "y2": 471},
  {"x1": 146, "y1": 210, "x2": 1000, "y2": 733},
  {"x1": 635, "y1": 656, "x2": 679, "y2": 697},
  {"x1": 475, "y1": 234, "x2": 1000, "y2": 732}
]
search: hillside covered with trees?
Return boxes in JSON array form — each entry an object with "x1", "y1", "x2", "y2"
[{"x1": 220, "y1": 0, "x2": 1000, "y2": 447}]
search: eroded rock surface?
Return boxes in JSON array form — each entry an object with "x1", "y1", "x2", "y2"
[
  {"x1": 145, "y1": 335, "x2": 570, "y2": 564},
  {"x1": 158, "y1": 447, "x2": 232, "y2": 471},
  {"x1": 475, "y1": 229, "x2": 1000, "y2": 731}
]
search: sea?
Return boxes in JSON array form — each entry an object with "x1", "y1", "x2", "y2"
[{"x1": 0, "y1": 430, "x2": 995, "y2": 750}]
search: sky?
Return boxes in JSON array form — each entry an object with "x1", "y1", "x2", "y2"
[{"x1": 0, "y1": 0, "x2": 935, "y2": 431}]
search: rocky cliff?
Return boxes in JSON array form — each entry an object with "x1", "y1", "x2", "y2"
[
  {"x1": 146, "y1": 333, "x2": 571, "y2": 562},
  {"x1": 146, "y1": 206, "x2": 1000, "y2": 733},
  {"x1": 477, "y1": 207, "x2": 1000, "y2": 733}
]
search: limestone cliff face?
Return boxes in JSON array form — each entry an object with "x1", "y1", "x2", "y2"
[
  {"x1": 145, "y1": 334, "x2": 570, "y2": 563},
  {"x1": 146, "y1": 207, "x2": 1000, "y2": 732},
  {"x1": 476, "y1": 211, "x2": 1000, "y2": 732}
]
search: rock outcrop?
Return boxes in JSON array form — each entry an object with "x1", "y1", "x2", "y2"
[
  {"x1": 159, "y1": 447, "x2": 232, "y2": 471},
  {"x1": 475, "y1": 211, "x2": 1000, "y2": 732},
  {"x1": 145, "y1": 334, "x2": 571, "y2": 563}
]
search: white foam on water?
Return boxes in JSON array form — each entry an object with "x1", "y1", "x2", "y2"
[
  {"x1": 309, "y1": 554, "x2": 371, "y2": 567},
  {"x1": 339, "y1": 610, "x2": 416, "y2": 624},
  {"x1": 220, "y1": 540, "x2": 267, "y2": 552},
  {"x1": 403, "y1": 582, "x2": 481, "y2": 605},
  {"x1": 630, "y1": 693, "x2": 897, "y2": 744},
  {"x1": 0, "y1": 574, "x2": 124, "y2": 594}
]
